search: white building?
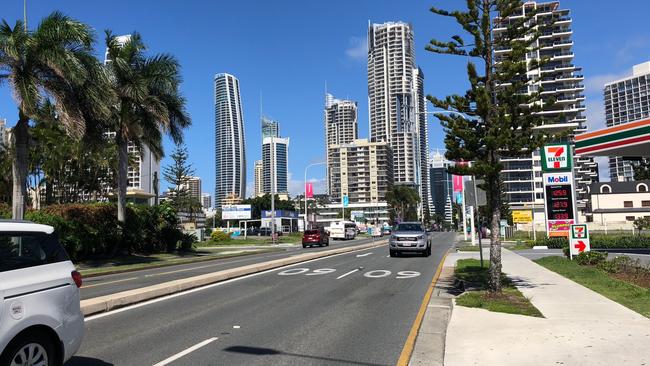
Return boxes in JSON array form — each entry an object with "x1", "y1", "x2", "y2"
[
  {"x1": 325, "y1": 94, "x2": 358, "y2": 195},
  {"x1": 214, "y1": 73, "x2": 247, "y2": 208},
  {"x1": 201, "y1": 193, "x2": 212, "y2": 210},
  {"x1": 588, "y1": 181, "x2": 650, "y2": 230},
  {"x1": 367, "y1": 22, "x2": 430, "y2": 217},
  {"x1": 262, "y1": 136, "x2": 289, "y2": 196},
  {"x1": 493, "y1": 1, "x2": 598, "y2": 213},
  {"x1": 604, "y1": 61, "x2": 650, "y2": 182},
  {"x1": 328, "y1": 139, "x2": 393, "y2": 204},
  {"x1": 179, "y1": 176, "x2": 201, "y2": 203},
  {"x1": 253, "y1": 160, "x2": 263, "y2": 197}
]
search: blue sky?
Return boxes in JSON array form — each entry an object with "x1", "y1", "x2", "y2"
[{"x1": 2, "y1": 0, "x2": 649, "y2": 197}]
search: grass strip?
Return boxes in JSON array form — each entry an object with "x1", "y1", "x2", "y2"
[
  {"x1": 455, "y1": 259, "x2": 543, "y2": 317},
  {"x1": 535, "y1": 256, "x2": 650, "y2": 318}
]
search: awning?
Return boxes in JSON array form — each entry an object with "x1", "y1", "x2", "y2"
[{"x1": 575, "y1": 117, "x2": 650, "y2": 157}]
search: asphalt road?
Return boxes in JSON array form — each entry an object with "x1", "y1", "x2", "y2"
[
  {"x1": 67, "y1": 232, "x2": 455, "y2": 366},
  {"x1": 81, "y1": 237, "x2": 382, "y2": 300}
]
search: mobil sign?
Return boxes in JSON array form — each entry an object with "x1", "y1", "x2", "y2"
[
  {"x1": 541, "y1": 143, "x2": 573, "y2": 172},
  {"x1": 543, "y1": 171, "x2": 576, "y2": 237}
]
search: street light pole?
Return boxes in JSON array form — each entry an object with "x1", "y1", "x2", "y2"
[{"x1": 304, "y1": 161, "x2": 326, "y2": 230}]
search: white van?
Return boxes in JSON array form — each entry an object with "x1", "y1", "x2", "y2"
[
  {"x1": 329, "y1": 221, "x2": 357, "y2": 240},
  {"x1": 0, "y1": 221, "x2": 84, "y2": 365}
]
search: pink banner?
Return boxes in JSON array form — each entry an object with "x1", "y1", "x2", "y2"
[
  {"x1": 453, "y1": 175, "x2": 463, "y2": 192},
  {"x1": 305, "y1": 182, "x2": 314, "y2": 198}
]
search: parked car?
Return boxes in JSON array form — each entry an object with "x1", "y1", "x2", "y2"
[
  {"x1": 388, "y1": 222, "x2": 431, "y2": 257},
  {"x1": 246, "y1": 227, "x2": 260, "y2": 236},
  {"x1": 0, "y1": 220, "x2": 84, "y2": 366},
  {"x1": 302, "y1": 228, "x2": 330, "y2": 248},
  {"x1": 381, "y1": 226, "x2": 392, "y2": 236},
  {"x1": 258, "y1": 227, "x2": 282, "y2": 237}
]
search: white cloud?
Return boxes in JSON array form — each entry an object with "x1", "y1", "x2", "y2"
[
  {"x1": 614, "y1": 36, "x2": 650, "y2": 66},
  {"x1": 585, "y1": 100, "x2": 606, "y2": 131},
  {"x1": 345, "y1": 36, "x2": 367, "y2": 62},
  {"x1": 583, "y1": 71, "x2": 629, "y2": 96},
  {"x1": 594, "y1": 156, "x2": 611, "y2": 182},
  {"x1": 287, "y1": 172, "x2": 327, "y2": 197}
]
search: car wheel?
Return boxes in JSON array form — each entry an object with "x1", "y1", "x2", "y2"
[
  {"x1": 389, "y1": 250, "x2": 397, "y2": 257},
  {"x1": 302, "y1": 244, "x2": 307, "y2": 248},
  {"x1": 1, "y1": 332, "x2": 56, "y2": 366}
]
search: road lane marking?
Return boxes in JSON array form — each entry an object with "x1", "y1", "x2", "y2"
[
  {"x1": 396, "y1": 249, "x2": 450, "y2": 366},
  {"x1": 143, "y1": 253, "x2": 283, "y2": 277},
  {"x1": 85, "y1": 243, "x2": 386, "y2": 321},
  {"x1": 336, "y1": 269, "x2": 359, "y2": 279},
  {"x1": 153, "y1": 337, "x2": 218, "y2": 366},
  {"x1": 278, "y1": 268, "x2": 310, "y2": 276},
  {"x1": 82, "y1": 277, "x2": 139, "y2": 289},
  {"x1": 356, "y1": 252, "x2": 373, "y2": 257},
  {"x1": 305, "y1": 268, "x2": 336, "y2": 276},
  {"x1": 363, "y1": 270, "x2": 391, "y2": 278}
]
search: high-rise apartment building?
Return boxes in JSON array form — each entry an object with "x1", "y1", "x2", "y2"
[
  {"x1": 180, "y1": 176, "x2": 201, "y2": 203},
  {"x1": 201, "y1": 193, "x2": 212, "y2": 210},
  {"x1": 0, "y1": 118, "x2": 6, "y2": 148},
  {"x1": 429, "y1": 150, "x2": 453, "y2": 224},
  {"x1": 604, "y1": 61, "x2": 650, "y2": 182},
  {"x1": 214, "y1": 73, "x2": 246, "y2": 208},
  {"x1": 254, "y1": 160, "x2": 263, "y2": 197},
  {"x1": 262, "y1": 136, "x2": 289, "y2": 196},
  {"x1": 493, "y1": 1, "x2": 597, "y2": 211},
  {"x1": 329, "y1": 139, "x2": 393, "y2": 204},
  {"x1": 325, "y1": 94, "x2": 358, "y2": 195},
  {"x1": 368, "y1": 22, "x2": 430, "y2": 216}
]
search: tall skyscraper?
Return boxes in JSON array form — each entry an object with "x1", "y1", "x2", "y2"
[
  {"x1": 254, "y1": 160, "x2": 263, "y2": 197},
  {"x1": 325, "y1": 93, "x2": 358, "y2": 195},
  {"x1": 262, "y1": 117, "x2": 279, "y2": 138},
  {"x1": 329, "y1": 139, "x2": 393, "y2": 204},
  {"x1": 214, "y1": 73, "x2": 246, "y2": 208},
  {"x1": 262, "y1": 136, "x2": 289, "y2": 196},
  {"x1": 368, "y1": 22, "x2": 430, "y2": 216},
  {"x1": 429, "y1": 150, "x2": 453, "y2": 224},
  {"x1": 201, "y1": 193, "x2": 212, "y2": 210},
  {"x1": 493, "y1": 1, "x2": 597, "y2": 212},
  {"x1": 604, "y1": 61, "x2": 650, "y2": 182},
  {"x1": 0, "y1": 118, "x2": 6, "y2": 149}
]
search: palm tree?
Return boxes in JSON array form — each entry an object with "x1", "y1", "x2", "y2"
[
  {"x1": 103, "y1": 32, "x2": 190, "y2": 225},
  {"x1": 0, "y1": 12, "x2": 110, "y2": 219}
]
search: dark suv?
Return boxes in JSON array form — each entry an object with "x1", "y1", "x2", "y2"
[{"x1": 302, "y1": 228, "x2": 329, "y2": 248}]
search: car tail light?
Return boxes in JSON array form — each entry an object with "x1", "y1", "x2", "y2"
[{"x1": 71, "y1": 270, "x2": 83, "y2": 288}]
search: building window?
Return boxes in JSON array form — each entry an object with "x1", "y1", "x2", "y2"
[
  {"x1": 624, "y1": 201, "x2": 633, "y2": 208},
  {"x1": 637, "y1": 183, "x2": 648, "y2": 192},
  {"x1": 626, "y1": 216, "x2": 636, "y2": 221},
  {"x1": 600, "y1": 185, "x2": 611, "y2": 194},
  {"x1": 643, "y1": 201, "x2": 650, "y2": 207}
]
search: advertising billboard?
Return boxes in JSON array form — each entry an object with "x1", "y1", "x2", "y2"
[
  {"x1": 541, "y1": 143, "x2": 573, "y2": 172},
  {"x1": 222, "y1": 205, "x2": 252, "y2": 220},
  {"x1": 512, "y1": 210, "x2": 533, "y2": 223},
  {"x1": 542, "y1": 172, "x2": 576, "y2": 237}
]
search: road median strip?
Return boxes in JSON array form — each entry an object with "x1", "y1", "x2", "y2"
[{"x1": 81, "y1": 240, "x2": 387, "y2": 316}]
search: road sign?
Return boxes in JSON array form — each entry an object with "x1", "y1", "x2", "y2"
[
  {"x1": 222, "y1": 204, "x2": 252, "y2": 220},
  {"x1": 569, "y1": 224, "x2": 590, "y2": 258},
  {"x1": 541, "y1": 143, "x2": 573, "y2": 172},
  {"x1": 543, "y1": 171, "x2": 576, "y2": 237},
  {"x1": 342, "y1": 195, "x2": 349, "y2": 207}
]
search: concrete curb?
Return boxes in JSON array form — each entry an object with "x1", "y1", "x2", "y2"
[
  {"x1": 409, "y1": 265, "x2": 455, "y2": 366},
  {"x1": 81, "y1": 240, "x2": 387, "y2": 316}
]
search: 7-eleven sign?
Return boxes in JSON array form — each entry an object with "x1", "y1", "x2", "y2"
[
  {"x1": 569, "y1": 224, "x2": 590, "y2": 258},
  {"x1": 541, "y1": 143, "x2": 573, "y2": 172}
]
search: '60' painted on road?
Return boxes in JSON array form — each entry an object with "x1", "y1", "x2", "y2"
[{"x1": 277, "y1": 268, "x2": 420, "y2": 279}]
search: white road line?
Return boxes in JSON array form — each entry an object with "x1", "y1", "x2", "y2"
[
  {"x1": 153, "y1": 337, "x2": 218, "y2": 366},
  {"x1": 144, "y1": 252, "x2": 284, "y2": 277},
  {"x1": 82, "y1": 277, "x2": 139, "y2": 289},
  {"x1": 85, "y1": 244, "x2": 383, "y2": 321},
  {"x1": 336, "y1": 269, "x2": 360, "y2": 279},
  {"x1": 356, "y1": 252, "x2": 373, "y2": 257}
]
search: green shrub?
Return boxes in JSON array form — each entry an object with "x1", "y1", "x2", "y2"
[
  {"x1": 535, "y1": 235, "x2": 650, "y2": 249},
  {"x1": 179, "y1": 232, "x2": 197, "y2": 251},
  {"x1": 0, "y1": 202, "x2": 10, "y2": 219},
  {"x1": 25, "y1": 202, "x2": 184, "y2": 261},
  {"x1": 575, "y1": 251, "x2": 607, "y2": 266},
  {"x1": 210, "y1": 230, "x2": 231, "y2": 243}
]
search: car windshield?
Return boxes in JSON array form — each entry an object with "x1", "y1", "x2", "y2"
[
  {"x1": 396, "y1": 223, "x2": 423, "y2": 232},
  {"x1": 304, "y1": 230, "x2": 319, "y2": 235}
]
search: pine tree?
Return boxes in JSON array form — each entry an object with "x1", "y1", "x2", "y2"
[
  {"x1": 163, "y1": 143, "x2": 195, "y2": 211},
  {"x1": 426, "y1": 0, "x2": 565, "y2": 292}
]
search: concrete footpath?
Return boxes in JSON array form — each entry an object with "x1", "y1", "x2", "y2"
[{"x1": 444, "y1": 249, "x2": 650, "y2": 366}]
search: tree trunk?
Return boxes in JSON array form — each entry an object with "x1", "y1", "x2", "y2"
[
  {"x1": 11, "y1": 115, "x2": 29, "y2": 220},
  {"x1": 117, "y1": 136, "x2": 128, "y2": 224},
  {"x1": 488, "y1": 176, "x2": 503, "y2": 293}
]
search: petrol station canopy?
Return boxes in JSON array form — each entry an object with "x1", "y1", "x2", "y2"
[{"x1": 575, "y1": 117, "x2": 650, "y2": 157}]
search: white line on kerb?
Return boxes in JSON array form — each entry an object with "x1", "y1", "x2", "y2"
[
  {"x1": 153, "y1": 337, "x2": 218, "y2": 366},
  {"x1": 336, "y1": 269, "x2": 360, "y2": 279}
]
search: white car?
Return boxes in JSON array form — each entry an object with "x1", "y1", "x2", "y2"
[{"x1": 0, "y1": 221, "x2": 84, "y2": 366}]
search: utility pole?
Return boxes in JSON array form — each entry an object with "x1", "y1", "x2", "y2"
[
  {"x1": 271, "y1": 137, "x2": 276, "y2": 244},
  {"x1": 304, "y1": 162, "x2": 326, "y2": 230}
]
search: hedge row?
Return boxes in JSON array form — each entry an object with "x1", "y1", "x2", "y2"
[
  {"x1": 535, "y1": 235, "x2": 650, "y2": 249},
  {"x1": 1, "y1": 202, "x2": 191, "y2": 261}
]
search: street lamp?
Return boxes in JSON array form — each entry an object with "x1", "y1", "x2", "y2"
[{"x1": 304, "y1": 162, "x2": 326, "y2": 230}]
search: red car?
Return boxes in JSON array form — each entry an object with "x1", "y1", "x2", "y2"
[{"x1": 302, "y1": 228, "x2": 329, "y2": 248}]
